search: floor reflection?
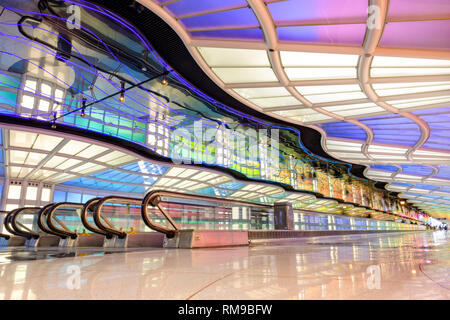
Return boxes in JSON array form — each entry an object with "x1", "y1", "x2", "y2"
[{"x1": 0, "y1": 231, "x2": 448, "y2": 299}]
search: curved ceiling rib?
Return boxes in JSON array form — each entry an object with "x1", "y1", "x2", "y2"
[{"x1": 138, "y1": 0, "x2": 450, "y2": 216}]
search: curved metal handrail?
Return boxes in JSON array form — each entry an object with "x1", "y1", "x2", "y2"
[
  {"x1": 46, "y1": 202, "x2": 84, "y2": 239},
  {"x1": 81, "y1": 198, "x2": 107, "y2": 236},
  {"x1": 0, "y1": 233, "x2": 10, "y2": 240},
  {"x1": 141, "y1": 189, "x2": 272, "y2": 238},
  {"x1": 94, "y1": 196, "x2": 142, "y2": 239},
  {"x1": 4, "y1": 209, "x2": 21, "y2": 238},
  {"x1": 38, "y1": 203, "x2": 64, "y2": 237},
  {"x1": 10, "y1": 207, "x2": 41, "y2": 240}
]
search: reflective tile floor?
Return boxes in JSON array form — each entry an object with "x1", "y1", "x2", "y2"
[{"x1": 0, "y1": 231, "x2": 448, "y2": 300}]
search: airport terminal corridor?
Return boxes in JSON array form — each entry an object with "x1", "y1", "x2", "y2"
[
  {"x1": 0, "y1": 0, "x2": 449, "y2": 303},
  {"x1": 0, "y1": 231, "x2": 448, "y2": 300}
]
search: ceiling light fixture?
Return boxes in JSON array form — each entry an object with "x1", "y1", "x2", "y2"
[
  {"x1": 161, "y1": 75, "x2": 169, "y2": 86},
  {"x1": 51, "y1": 111, "x2": 57, "y2": 129},
  {"x1": 81, "y1": 97, "x2": 86, "y2": 117},
  {"x1": 119, "y1": 81, "x2": 125, "y2": 102}
]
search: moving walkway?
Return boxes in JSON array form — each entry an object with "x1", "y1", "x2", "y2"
[{"x1": 0, "y1": 190, "x2": 427, "y2": 249}]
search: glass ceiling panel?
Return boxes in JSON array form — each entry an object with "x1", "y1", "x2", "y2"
[
  {"x1": 359, "y1": 115, "x2": 421, "y2": 146},
  {"x1": 401, "y1": 165, "x2": 434, "y2": 176},
  {"x1": 281, "y1": 52, "x2": 359, "y2": 67},
  {"x1": 373, "y1": 81, "x2": 450, "y2": 97},
  {"x1": 277, "y1": 24, "x2": 366, "y2": 46},
  {"x1": 190, "y1": 28, "x2": 264, "y2": 41},
  {"x1": 9, "y1": 131, "x2": 37, "y2": 148},
  {"x1": 233, "y1": 87, "x2": 290, "y2": 99},
  {"x1": 388, "y1": 96, "x2": 450, "y2": 110},
  {"x1": 379, "y1": 21, "x2": 450, "y2": 50},
  {"x1": 179, "y1": 8, "x2": 259, "y2": 30},
  {"x1": 319, "y1": 121, "x2": 367, "y2": 140},
  {"x1": 434, "y1": 166, "x2": 450, "y2": 180},
  {"x1": 212, "y1": 67, "x2": 278, "y2": 83},
  {"x1": 370, "y1": 165, "x2": 398, "y2": 172},
  {"x1": 165, "y1": 0, "x2": 247, "y2": 18},
  {"x1": 197, "y1": 47, "x2": 270, "y2": 67},
  {"x1": 387, "y1": 0, "x2": 450, "y2": 18},
  {"x1": 371, "y1": 67, "x2": 450, "y2": 78},
  {"x1": 249, "y1": 96, "x2": 300, "y2": 108},
  {"x1": 372, "y1": 56, "x2": 450, "y2": 67},
  {"x1": 285, "y1": 68, "x2": 357, "y2": 80},
  {"x1": 268, "y1": 0, "x2": 368, "y2": 24}
]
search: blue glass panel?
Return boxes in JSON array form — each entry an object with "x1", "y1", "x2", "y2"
[
  {"x1": 268, "y1": 0, "x2": 368, "y2": 24},
  {"x1": 358, "y1": 114, "x2": 421, "y2": 146},
  {"x1": 439, "y1": 186, "x2": 450, "y2": 193},
  {"x1": 277, "y1": 24, "x2": 366, "y2": 45},
  {"x1": 216, "y1": 181, "x2": 247, "y2": 190},
  {"x1": 319, "y1": 121, "x2": 367, "y2": 140},
  {"x1": 166, "y1": 0, "x2": 247, "y2": 18},
  {"x1": 390, "y1": 182, "x2": 412, "y2": 188},
  {"x1": 180, "y1": 8, "x2": 259, "y2": 30},
  {"x1": 414, "y1": 184, "x2": 439, "y2": 190},
  {"x1": 435, "y1": 165, "x2": 450, "y2": 180},
  {"x1": 401, "y1": 165, "x2": 434, "y2": 176},
  {"x1": 0, "y1": 90, "x2": 17, "y2": 107},
  {"x1": 67, "y1": 192, "x2": 82, "y2": 203},
  {"x1": 53, "y1": 190, "x2": 67, "y2": 202},
  {"x1": 82, "y1": 194, "x2": 96, "y2": 202},
  {"x1": 190, "y1": 28, "x2": 264, "y2": 41},
  {"x1": 412, "y1": 106, "x2": 450, "y2": 150},
  {"x1": 371, "y1": 165, "x2": 398, "y2": 172},
  {"x1": 0, "y1": 74, "x2": 21, "y2": 89}
]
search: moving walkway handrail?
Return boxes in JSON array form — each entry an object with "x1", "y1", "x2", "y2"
[
  {"x1": 141, "y1": 189, "x2": 272, "y2": 238},
  {"x1": 4, "y1": 209, "x2": 21, "y2": 238},
  {"x1": 94, "y1": 196, "x2": 142, "y2": 239},
  {"x1": 0, "y1": 233, "x2": 10, "y2": 240},
  {"x1": 38, "y1": 203, "x2": 65, "y2": 237},
  {"x1": 0, "y1": 210, "x2": 10, "y2": 240},
  {"x1": 46, "y1": 202, "x2": 84, "y2": 239},
  {"x1": 10, "y1": 207, "x2": 41, "y2": 240},
  {"x1": 81, "y1": 198, "x2": 108, "y2": 236}
]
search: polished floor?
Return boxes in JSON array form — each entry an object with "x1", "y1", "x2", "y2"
[{"x1": 0, "y1": 231, "x2": 448, "y2": 300}]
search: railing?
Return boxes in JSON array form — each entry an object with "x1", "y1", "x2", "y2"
[
  {"x1": 4, "y1": 209, "x2": 20, "y2": 238},
  {"x1": 0, "y1": 210, "x2": 10, "y2": 240},
  {"x1": 7, "y1": 207, "x2": 42, "y2": 240},
  {"x1": 141, "y1": 190, "x2": 273, "y2": 238},
  {"x1": 38, "y1": 203, "x2": 62, "y2": 237},
  {"x1": 46, "y1": 202, "x2": 85, "y2": 239},
  {"x1": 81, "y1": 198, "x2": 108, "y2": 237},
  {"x1": 94, "y1": 196, "x2": 144, "y2": 239}
]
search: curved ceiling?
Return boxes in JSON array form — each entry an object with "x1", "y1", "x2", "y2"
[{"x1": 137, "y1": 0, "x2": 450, "y2": 218}]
